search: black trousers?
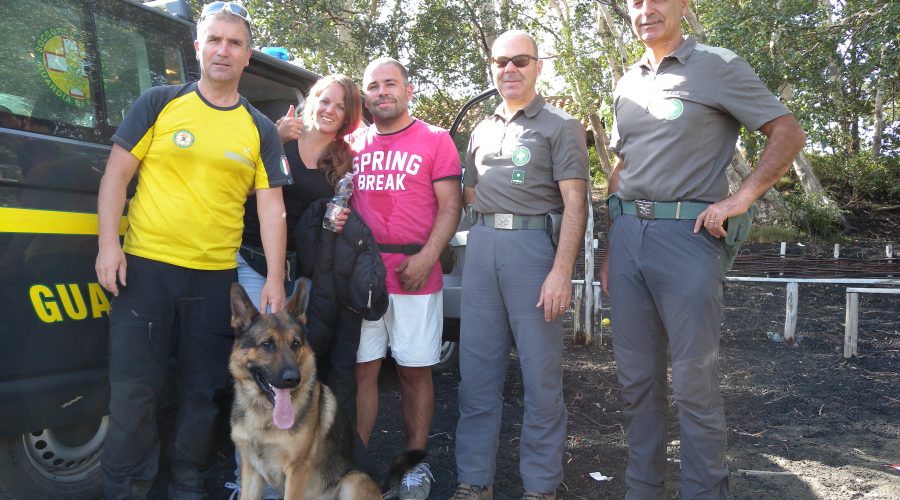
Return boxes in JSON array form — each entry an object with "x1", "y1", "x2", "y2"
[
  {"x1": 102, "y1": 255, "x2": 235, "y2": 500},
  {"x1": 310, "y1": 307, "x2": 380, "y2": 478}
]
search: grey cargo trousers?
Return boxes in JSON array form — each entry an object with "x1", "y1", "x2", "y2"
[
  {"x1": 455, "y1": 224, "x2": 567, "y2": 493},
  {"x1": 608, "y1": 215, "x2": 729, "y2": 500}
]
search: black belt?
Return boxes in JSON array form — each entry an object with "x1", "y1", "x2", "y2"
[{"x1": 377, "y1": 243, "x2": 423, "y2": 255}]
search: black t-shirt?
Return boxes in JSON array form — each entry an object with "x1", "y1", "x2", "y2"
[{"x1": 242, "y1": 139, "x2": 334, "y2": 250}]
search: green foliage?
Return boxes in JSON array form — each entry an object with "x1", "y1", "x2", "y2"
[
  {"x1": 783, "y1": 191, "x2": 845, "y2": 239},
  {"x1": 749, "y1": 224, "x2": 800, "y2": 243},
  {"x1": 406, "y1": 0, "x2": 496, "y2": 96},
  {"x1": 588, "y1": 145, "x2": 608, "y2": 186},
  {"x1": 808, "y1": 153, "x2": 900, "y2": 202},
  {"x1": 695, "y1": 0, "x2": 900, "y2": 158},
  {"x1": 183, "y1": 0, "x2": 899, "y2": 193}
]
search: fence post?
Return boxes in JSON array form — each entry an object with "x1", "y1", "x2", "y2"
[
  {"x1": 576, "y1": 186, "x2": 595, "y2": 345},
  {"x1": 844, "y1": 291, "x2": 859, "y2": 358},
  {"x1": 784, "y1": 281, "x2": 799, "y2": 342}
]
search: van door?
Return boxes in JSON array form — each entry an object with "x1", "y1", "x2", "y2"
[
  {"x1": 432, "y1": 88, "x2": 501, "y2": 373},
  {"x1": 0, "y1": 2, "x2": 318, "y2": 495},
  {"x1": 0, "y1": 0, "x2": 192, "y2": 496}
]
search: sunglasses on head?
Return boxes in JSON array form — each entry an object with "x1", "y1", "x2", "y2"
[
  {"x1": 491, "y1": 54, "x2": 539, "y2": 68},
  {"x1": 200, "y1": 1, "x2": 251, "y2": 23}
]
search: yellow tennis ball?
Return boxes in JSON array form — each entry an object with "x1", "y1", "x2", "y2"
[{"x1": 601, "y1": 317, "x2": 611, "y2": 327}]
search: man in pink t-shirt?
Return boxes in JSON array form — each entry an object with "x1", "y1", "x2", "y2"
[{"x1": 351, "y1": 57, "x2": 461, "y2": 499}]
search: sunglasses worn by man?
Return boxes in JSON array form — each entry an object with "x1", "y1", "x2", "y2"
[
  {"x1": 491, "y1": 54, "x2": 539, "y2": 68},
  {"x1": 200, "y1": 1, "x2": 251, "y2": 23}
]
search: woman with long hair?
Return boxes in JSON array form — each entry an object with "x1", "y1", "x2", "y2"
[
  {"x1": 229, "y1": 74, "x2": 365, "y2": 500},
  {"x1": 237, "y1": 74, "x2": 363, "y2": 306}
]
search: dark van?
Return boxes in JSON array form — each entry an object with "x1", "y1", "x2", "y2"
[{"x1": 0, "y1": 0, "x2": 318, "y2": 496}]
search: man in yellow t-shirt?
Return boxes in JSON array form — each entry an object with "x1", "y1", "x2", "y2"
[{"x1": 94, "y1": 4, "x2": 290, "y2": 498}]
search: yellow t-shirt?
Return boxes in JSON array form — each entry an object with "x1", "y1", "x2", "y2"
[{"x1": 111, "y1": 82, "x2": 290, "y2": 270}]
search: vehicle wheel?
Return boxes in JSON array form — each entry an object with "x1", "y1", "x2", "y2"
[
  {"x1": 431, "y1": 340, "x2": 459, "y2": 374},
  {"x1": 0, "y1": 416, "x2": 107, "y2": 499}
]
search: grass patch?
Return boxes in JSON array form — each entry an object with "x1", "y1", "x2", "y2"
[{"x1": 749, "y1": 225, "x2": 799, "y2": 243}]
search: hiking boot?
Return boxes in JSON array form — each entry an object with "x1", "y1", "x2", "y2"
[
  {"x1": 398, "y1": 462, "x2": 433, "y2": 500},
  {"x1": 449, "y1": 483, "x2": 493, "y2": 500},
  {"x1": 522, "y1": 491, "x2": 556, "y2": 500}
]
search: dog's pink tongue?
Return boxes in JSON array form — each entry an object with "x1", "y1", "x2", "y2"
[{"x1": 272, "y1": 388, "x2": 295, "y2": 429}]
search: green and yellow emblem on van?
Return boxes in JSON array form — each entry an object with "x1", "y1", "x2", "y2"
[
  {"x1": 173, "y1": 129, "x2": 195, "y2": 148},
  {"x1": 35, "y1": 28, "x2": 91, "y2": 107}
]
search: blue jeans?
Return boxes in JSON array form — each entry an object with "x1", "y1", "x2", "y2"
[{"x1": 236, "y1": 253, "x2": 299, "y2": 312}]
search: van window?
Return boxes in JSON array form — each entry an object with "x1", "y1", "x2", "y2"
[
  {"x1": 0, "y1": 0, "x2": 96, "y2": 129},
  {"x1": 0, "y1": 0, "x2": 188, "y2": 135},
  {"x1": 94, "y1": 11, "x2": 187, "y2": 127}
]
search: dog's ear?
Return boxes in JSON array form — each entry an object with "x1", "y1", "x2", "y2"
[
  {"x1": 285, "y1": 279, "x2": 308, "y2": 324},
  {"x1": 230, "y1": 283, "x2": 259, "y2": 333}
]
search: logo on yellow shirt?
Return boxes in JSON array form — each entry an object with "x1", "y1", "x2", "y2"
[{"x1": 173, "y1": 129, "x2": 195, "y2": 148}]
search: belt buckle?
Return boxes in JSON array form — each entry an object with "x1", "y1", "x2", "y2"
[
  {"x1": 493, "y1": 213, "x2": 514, "y2": 229},
  {"x1": 635, "y1": 200, "x2": 655, "y2": 220}
]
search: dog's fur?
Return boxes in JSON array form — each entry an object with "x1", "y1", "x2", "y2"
[{"x1": 229, "y1": 282, "x2": 382, "y2": 500}]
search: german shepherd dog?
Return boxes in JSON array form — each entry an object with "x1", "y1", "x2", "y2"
[{"x1": 229, "y1": 282, "x2": 386, "y2": 500}]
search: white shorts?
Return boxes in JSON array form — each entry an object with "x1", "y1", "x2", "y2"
[{"x1": 357, "y1": 291, "x2": 443, "y2": 367}]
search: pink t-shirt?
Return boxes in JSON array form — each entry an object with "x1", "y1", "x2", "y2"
[{"x1": 351, "y1": 120, "x2": 461, "y2": 294}]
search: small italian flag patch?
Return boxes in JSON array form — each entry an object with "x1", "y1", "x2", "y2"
[{"x1": 280, "y1": 155, "x2": 290, "y2": 176}]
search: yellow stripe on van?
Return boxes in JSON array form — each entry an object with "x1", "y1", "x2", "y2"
[{"x1": 0, "y1": 207, "x2": 128, "y2": 236}]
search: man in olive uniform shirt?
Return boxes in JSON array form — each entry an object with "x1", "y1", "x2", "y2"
[{"x1": 601, "y1": 1, "x2": 806, "y2": 498}]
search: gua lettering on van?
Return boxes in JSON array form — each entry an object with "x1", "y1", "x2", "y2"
[
  {"x1": 29, "y1": 282, "x2": 110, "y2": 323},
  {"x1": 353, "y1": 150, "x2": 423, "y2": 191}
]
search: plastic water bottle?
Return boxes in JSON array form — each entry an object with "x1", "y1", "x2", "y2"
[{"x1": 323, "y1": 172, "x2": 354, "y2": 232}]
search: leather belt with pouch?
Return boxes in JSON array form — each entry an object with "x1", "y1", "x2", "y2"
[
  {"x1": 474, "y1": 211, "x2": 560, "y2": 250},
  {"x1": 722, "y1": 209, "x2": 752, "y2": 273},
  {"x1": 606, "y1": 193, "x2": 752, "y2": 273},
  {"x1": 610, "y1": 196, "x2": 710, "y2": 221},
  {"x1": 545, "y1": 213, "x2": 561, "y2": 249}
]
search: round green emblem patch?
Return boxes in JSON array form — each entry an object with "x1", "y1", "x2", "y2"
[
  {"x1": 173, "y1": 130, "x2": 195, "y2": 148},
  {"x1": 511, "y1": 146, "x2": 531, "y2": 167},
  {"x1": 663, "y1": 98, "x2": 684, "y2": 120}
]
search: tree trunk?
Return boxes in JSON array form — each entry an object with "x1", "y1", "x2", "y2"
[
  {"x1": 791, "y1": 151, "x2": 824, "y2": 197},
  {"x1": 684, "y1": 7, "x2": 706, "y2": 42},
  {"x1": 588, "y1": 113, "x2": 613, "y2": 177},
  {"x1": 729, "y1": 148, "x2": 787, "y2": 222},
  {"x1": 547, "y1": 0, "x2": 612, "y2": 178},
  {"x1": 871, "y1": 82, "x2": 884, "y2": 159},
  {"x1": 596, "y1": 3, "x2": 627, "y2": 80},
  {"x1": 774, "y1": 85, "x2": 847, "y2": 227},
  {"x1": 818, "y1": 0, "x2": 852, "y2": 152}
]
